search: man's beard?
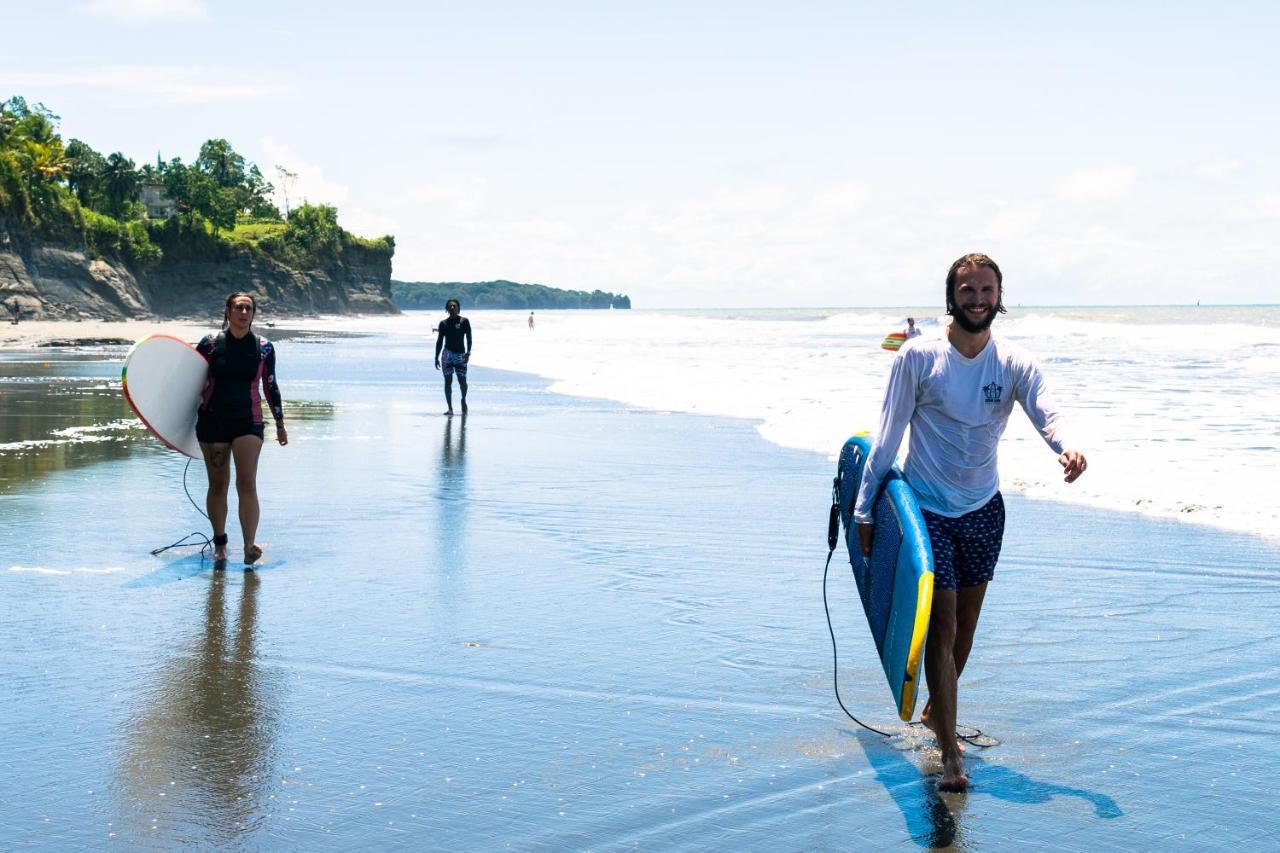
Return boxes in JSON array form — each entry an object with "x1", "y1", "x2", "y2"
[{"x1": 951, "y1": 304, "x2": 999, "y2": 334}]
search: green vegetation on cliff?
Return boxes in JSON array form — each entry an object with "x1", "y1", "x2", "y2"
[
  {"x1": 393, "y1": 280, "x2": 631, "y2": 310},
  {"x1": 0, "y1": 96, "x2": 393, "y2": 270}
]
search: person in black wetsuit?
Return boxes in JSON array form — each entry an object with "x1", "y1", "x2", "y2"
[
  {"x1": 196, "y1": 292, "x2": 288, "y2": 566},
  {"x1": 434, "y1": 298, "x2": 472, "y2": 416}
]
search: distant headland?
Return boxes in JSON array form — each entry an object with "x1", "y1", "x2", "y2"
[{"x1": 393, "y1": 280, "x2": 631, "y2": 310}]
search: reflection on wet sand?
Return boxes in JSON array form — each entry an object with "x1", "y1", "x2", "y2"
[
  {"x1": 440, "y1": 415, "x2": 466, "y2": 484},
  {"x1": 0, "y1": 348, "x2": 336, "y2": 495},
  {"x1": 0, "y1": 377, "x2": 139, "y2": 494},
  {"x1": 115, "y1": 571, "x2": 281, "y2": 847}
]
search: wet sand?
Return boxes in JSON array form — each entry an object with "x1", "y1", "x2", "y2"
[{"x1": 1, "y1": 335, "x2": 1278, "y2": 850}]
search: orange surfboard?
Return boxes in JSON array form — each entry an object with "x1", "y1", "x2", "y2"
[{"x1": 881, "y1": 332, "x2": 907, "y2": 351}]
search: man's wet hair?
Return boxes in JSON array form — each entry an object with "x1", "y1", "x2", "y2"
[
  {"x1": 445, "y1": 299, "x2": 461, "y2": 310},
  {"x1": 945, "y1": 253, "x2": 1005, "y2": 316}
]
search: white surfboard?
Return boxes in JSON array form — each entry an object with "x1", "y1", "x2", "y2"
[{"x1": 121, "y1": 334, "x2": 208, "y2": 459}]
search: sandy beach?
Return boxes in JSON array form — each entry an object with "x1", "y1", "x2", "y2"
[
  {"x1": 0, "y1": 318, "x2": 212, "y2": 349},
  {"x1": 2, "y1": 326, "x2": 1278, "y2": 850}
]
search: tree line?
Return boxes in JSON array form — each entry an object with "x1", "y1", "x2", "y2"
[
  {"x1": 392, "y1": 279, "x2": 631, "y2": 310},
  {"x1": 0, "y1": 96, "x2": 392, "y2": 268}
]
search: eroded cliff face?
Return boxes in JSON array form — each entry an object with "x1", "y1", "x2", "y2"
[{"x1": 0, "y1": 224, "x2": 397, "y2": 320}]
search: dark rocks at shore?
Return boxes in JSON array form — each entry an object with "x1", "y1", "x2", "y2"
[{"x1": 0, "y1": 228, "x2": 398, "y2": 321}]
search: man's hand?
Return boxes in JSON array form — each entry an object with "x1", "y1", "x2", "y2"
[
  {"x1": 434, "y1": 360, "x2": 441, "y2": 371},
  {"x1": 857, "y1": 522, "x2": 874, "y2": 557},
  {"x1": 1059, "y1": 449, "x2": 1087, "y2": 483},
  {"x1": 276, "y1": 424, "x2": 289, "y2": 446}
]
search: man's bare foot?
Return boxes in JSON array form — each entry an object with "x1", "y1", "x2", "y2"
[
  {"x1": 920, "y1": 701, "x2": 965, "y2": 753},
  {"x1": 244, "y1": 544, "x2": 263, "y2": 566},
  {"x1": 212, "y1": 533, "x2": 228, "y2": 562},
  {"x1": 444, "y1": 409, "x2": 453, "y2": 417},
  {"x1": 937, "y1": 752, "x2": 969, "y2": 792},
  {"x1": 461, "y1": 402, "x2": 468, "y2": 414}
]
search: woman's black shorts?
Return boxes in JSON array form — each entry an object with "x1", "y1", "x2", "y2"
[{"x1": 196, "y1": 411, "x2": 265, "y2": 444}]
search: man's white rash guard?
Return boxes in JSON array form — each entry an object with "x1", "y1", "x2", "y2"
[{"x1": 852, "y1": 334, "x2": 1073, "y2": 524}]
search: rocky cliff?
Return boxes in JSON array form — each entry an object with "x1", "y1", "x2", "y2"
[{"x1": 0, "y1": 220, "x2": 397, "y2": 320}]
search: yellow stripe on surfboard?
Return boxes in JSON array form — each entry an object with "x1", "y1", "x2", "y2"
[{"x1": 898, "y1": 570, "x2": 934, "y2": 721}]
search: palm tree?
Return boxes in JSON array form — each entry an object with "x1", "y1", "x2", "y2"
[{"x1": 102, "y1": 152, "x2": 139, "y2": 219}]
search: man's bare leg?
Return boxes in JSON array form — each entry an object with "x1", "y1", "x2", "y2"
[
  {"x1": 443, "y1": 375, "x2": 454, "y2": 416},
  {"x1": 924, "y1": 589, "x2": 966, "y2": 789},
  {"x1": 922, "y1": 582, "x2": 988, "y2": 789}
]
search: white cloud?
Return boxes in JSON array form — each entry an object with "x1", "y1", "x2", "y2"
[
  {"x1": 1054, "y1": 166, "x2": 1137, "y2": 202},
  {"x1": 260, "y1": 137, "x2": 350, "y2": 210},
  {"x1": 339, "y1": 207, "x2": 397, "y2": 240},
  {"x1": 1193, "y1": 159, "x2": 1242, "y2": 179},
  {"x1": 984, "y1": 205, "x2": 1044, "y2": 241},
  {"x1": 75, "y1": 0, "x2": 208, "y2": 21},
  {"x1": 1, "y1": 65, "x2": 278, "y2": 102}
]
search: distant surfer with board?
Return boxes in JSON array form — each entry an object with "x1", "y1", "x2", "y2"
[
  {"x1": 196, "y1": 292, "x2": 288, "y2": 566},
  {"x1": 434, "y1": 299, "x2": 473, "y2": 416},
  {"x1": 905, "y1": 316, "x2": 921, "y2": 338},
  {"x1": 854, "y1": 253, "x2": 1087, "y2": 791}
]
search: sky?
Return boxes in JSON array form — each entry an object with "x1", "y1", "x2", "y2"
[{"x1": 3, "y1": 1, "x2": 1278, "y2": 307}]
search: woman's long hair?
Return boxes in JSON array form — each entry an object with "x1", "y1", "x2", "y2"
[{"x1": 222, "y1": 292, "x2": 257, "y2": 331}]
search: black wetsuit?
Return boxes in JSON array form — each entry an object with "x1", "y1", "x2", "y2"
[
  {"x1": 195, "y1": 331, "x2": 284, "y2": 443},
  {"x1": 436, "y1": 316, "x2": 472, "y2": 355}
]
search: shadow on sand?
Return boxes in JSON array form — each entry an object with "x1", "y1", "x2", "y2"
[
  {"x1": 857, "y1": 730, "x2": 1122, "y2": 849},
  {"x1": 125, "y1": 551, "x2": 285, "y2": 588}
]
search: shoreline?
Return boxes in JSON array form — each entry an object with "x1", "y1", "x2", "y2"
[{"x1": 5, "y1": 312, "x2": 1277, "y2": 545}]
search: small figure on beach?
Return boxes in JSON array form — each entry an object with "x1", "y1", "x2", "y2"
[
  {"x1": 854, "y1": 253, "x2": 1087, "y2": 792},
  {"x1": 528, "y1": 311, "x2": 535, "y2": 331},
  {"x1": 905, "y1": 316, "x2": 921, "y2": 338},
  {"x1": 434, "y1": 298, "x2": 473, "y2": 416},
  {"x1": 195, "y1": 292, "x2": 288, "y2": 567},
  {"x1": 10, "y1": 298, "x2": 19, "y2": 324}
]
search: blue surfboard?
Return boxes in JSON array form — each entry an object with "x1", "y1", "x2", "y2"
[{"x1": 837, "y1": 435, "x2": 934, "y2": 721}]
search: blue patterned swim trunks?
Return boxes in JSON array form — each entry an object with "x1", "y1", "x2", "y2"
[
  {"x1": 922, "y1": 493, "x2": 1006, "y2": 591},
  {"x1": 440, "y1": 349, "x2": 468, "y2": 378}
]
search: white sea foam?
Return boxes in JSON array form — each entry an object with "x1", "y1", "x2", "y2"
[{"x1": 298, "y1": 306, "x2": 1280, "y2": 538}]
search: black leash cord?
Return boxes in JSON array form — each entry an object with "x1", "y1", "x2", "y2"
[
  {"x1": 149, "y1": 458, "x2": 213, "y2": 558},
  {"x1": 823, "y1": 544, "x2": 895, "y2": 738},
  {"x1": 824, "y1": 475, "x2": 895, "y2": 737},
  {"x1": 183, "y1": 457, "x2": 210, "y2": 520},
  {"x1": 824, "y1": 474, "x2": 999, "y2": 749}
]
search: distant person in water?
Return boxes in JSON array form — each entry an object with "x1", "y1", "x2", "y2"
[
  {"x1": 435, "y1": 298, "x2": 472, "y2": 416},
  {"x1": 528, "y1": 312, "x2": 535, "y2": 331},
  {"x1": 905, "y1": 316, "x2": 921, "y2": 338},
  {"x1": 854, "y1": 253, "x2": 1086, "y2": 792},
  {"x1": 196, "y1": 292, "x2": 288, "y2": 567}
]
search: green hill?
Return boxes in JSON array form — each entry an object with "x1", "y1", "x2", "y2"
[{"x1": 392, "y1": 279, "x2": 630, "y2": 310}]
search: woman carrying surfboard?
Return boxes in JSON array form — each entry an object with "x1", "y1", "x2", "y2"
[{"x1": 196, "y1": 292, "x2": 288, "y2": 566}]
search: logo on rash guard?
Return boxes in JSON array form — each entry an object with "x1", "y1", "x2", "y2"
[{"x1": 983, "y1": 382, "x2": 1004, "y2": 404}]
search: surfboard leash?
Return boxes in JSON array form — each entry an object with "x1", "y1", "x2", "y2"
[
  {"x1": 823, "y1": 475, "x2": 896, "y2": 738},
  {"x1": 824, "y1": 475, "x2": 1000, "y2": 749},
  {"x1": 149, "y1": 458, "x2": 214, "y2": 558}
]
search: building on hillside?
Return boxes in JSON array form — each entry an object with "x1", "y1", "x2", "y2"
[{"x1": 140, "y1": 183, "x2": 177, "y2": 220}]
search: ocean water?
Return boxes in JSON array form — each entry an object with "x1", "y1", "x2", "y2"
[
  {"x1": 449, "y1": 305, "x2": 1279, "y2": 538},
  {"x1": 2, "y1": 314, "x2": 1279, "y2": 850}
]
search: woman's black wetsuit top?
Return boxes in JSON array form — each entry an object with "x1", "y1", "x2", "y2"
[{"x1": 197, "y1": 331, "x2": 284, "y2": 426}]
